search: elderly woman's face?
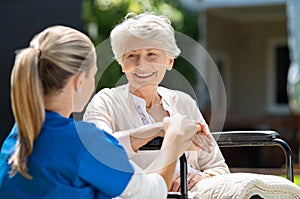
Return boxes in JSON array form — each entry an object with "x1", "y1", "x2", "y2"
[{"x1": 121, "y1": 48, "x2": 174, "y2": 90}]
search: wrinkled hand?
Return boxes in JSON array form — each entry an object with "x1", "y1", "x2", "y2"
[
  {"x1": 161, "y1": 114, "x2": 200, "y2": 162},
  {"x1": 188, "y1": 122, "x2": 214, "y2": 153},
  {"x1": 171, "y1": 172, "x2": 210, "y2": 192},
  {"x1": 163, "y1": 114, "x2": 200, "y2": 143}
]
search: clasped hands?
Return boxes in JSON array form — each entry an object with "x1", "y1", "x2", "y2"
[{"x1": 162, "y1": 113, "x2": 214, "y2": 153}]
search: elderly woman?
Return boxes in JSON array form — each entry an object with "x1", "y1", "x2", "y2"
[{"x1": 83, "y1": 12, "x2": 230, "y2": 192}]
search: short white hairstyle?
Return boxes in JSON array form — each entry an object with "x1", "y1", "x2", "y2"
[{"x1": 110, "y1": 12, "x2": 181, "y2": 64}]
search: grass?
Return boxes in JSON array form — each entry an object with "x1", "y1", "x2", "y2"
[{"x1": 294, "y1": 175, "x2": 300, "y2": 186}]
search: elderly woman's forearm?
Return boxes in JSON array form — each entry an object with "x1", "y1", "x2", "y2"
[{"x1": 114, "y1": 122, "x2": 164, "y2": 152}]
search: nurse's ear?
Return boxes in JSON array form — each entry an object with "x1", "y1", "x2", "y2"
[
  {"x1": 73, "y1": 72, "x2": 86, "y2": 93},
  {"x1": 166, "y1": 57, "x2": 174, "y2": 71}
]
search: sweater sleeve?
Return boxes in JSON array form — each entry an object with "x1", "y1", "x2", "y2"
[
  {"x1": 83, "y1": 90, "x2": 135, "y2": 154},
  {"x1": 83, "y1": 91, "x2": 115, "y2": 134}
]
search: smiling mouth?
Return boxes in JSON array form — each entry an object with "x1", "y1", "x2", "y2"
[{"x1": 134, "y1": 72, "x2": 155, "y2": 78}]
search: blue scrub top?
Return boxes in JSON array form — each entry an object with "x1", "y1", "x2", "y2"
[{"x1": 0, "y1": 111, "x2": 134, "y2": 199}]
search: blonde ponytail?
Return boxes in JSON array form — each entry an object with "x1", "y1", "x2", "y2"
[{"x1": 9, "y1": 48, "x2": 45, "y2": 179}]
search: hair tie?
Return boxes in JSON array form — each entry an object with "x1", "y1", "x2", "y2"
[
  {"x1": 29, "y1": 46, "x2": 42, "y2": 59},
  {"x1": 37, "y1": 48, "x2": 42, "y2": 59}
]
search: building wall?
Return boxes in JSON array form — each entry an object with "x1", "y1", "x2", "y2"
[{"x1": 206, "y1": 11, "x2": 288, "y2": 118}]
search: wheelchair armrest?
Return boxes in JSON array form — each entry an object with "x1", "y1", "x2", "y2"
[
  {"x1": 140, "y1": 131, "x2": 280, "y2": 149},
  {"x1": 211, "y1": 130, "x2": 280, "y2": 146}
]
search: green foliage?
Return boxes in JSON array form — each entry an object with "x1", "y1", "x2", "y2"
[
  {"x1": 81, "y1": 0, "x2": 199, "y2": 91},
  {"x1": 295, "y1": 175, "x2": 300, "y2": 187},
  {"x1": 95, "y1": 61, "x2": 122, "y2": 91}
]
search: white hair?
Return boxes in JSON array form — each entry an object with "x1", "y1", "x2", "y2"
[{"x1": 110, "y1": 12, "x2": 181, "y2": 64}]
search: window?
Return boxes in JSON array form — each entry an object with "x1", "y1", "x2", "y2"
[
  {"x1": 275, "y1": 46, "x2": 290, "y2": 104},
  {"x1": 267, "y1": 38, "x2": 291, "y2": 114}
]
